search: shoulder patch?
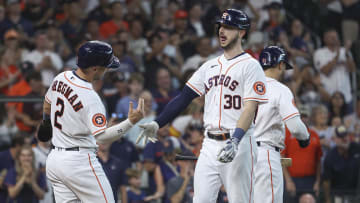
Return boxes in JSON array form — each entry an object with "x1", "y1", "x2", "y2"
[
  {"x1": 253, "y1": 81, "x2": 266, "y2": 95},
  {"x1": 92, "y1": 113, "x2": 106, "y2": 127}
]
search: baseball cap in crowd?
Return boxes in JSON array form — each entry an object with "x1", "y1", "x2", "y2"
[
  {"x1": 335, "y1": 125, "x2": 348, "y2": 138},
  {"x1": 174, "y1": 10, "x2": 188, "y2": 19},
  {"x1": 4, "y1": 29, "x2": 19, "y2": 40}
]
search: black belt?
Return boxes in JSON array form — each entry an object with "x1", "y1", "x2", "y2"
[
  {"x1": 256, "y1": 141, "x2": 280, "y2": 152},
  {"x1": 52, "y1": 146, "x2": 80, "y2": 151},
  {"x1": 207, "y1": 132, "x2": 230, "y2": 141}
]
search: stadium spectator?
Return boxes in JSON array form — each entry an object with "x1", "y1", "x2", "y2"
[
  {"x1": 181, "y1": 36, "x2": 215, "y2": 73},
  {"x1": 60, "y1": 0, "x2": 86, "y2": 49},
  {"x1": 126, "y1": 90, "x2": 156, "y2": 147},
  {"x1": 22, "y1": 0, "x2": 53, "y2": 29},
  {"x1": 245, "y1": 31, "x2": 264, "y2": 60},
  {"x1": 282, "y1": 105, "x2": 322, "y2": 202},
  {"x1": 125, "y1": 168, "x2": 148, "y2": 203},
  {"x1": 103, "y1": 72, "x2": 127, "y2": 115},
  {"x1": 151, "y1": 68, "x2": 180, "y2": 115},
  {"x1": 261, "y1": 1, "x2": 285, "y2": 43},
  {"x1": 311, "y1": 104, "x2": 335, "y2": 156},
  {"x1": 298, "y1": 193, "x2": 316, "y2": 203},
  {"x1": 4, "y1": 145, "x2": 46, "y2": 203},
  {"x1": 98, "y1": 142, "x2": 127, "y2": 203},
  {"x1": 87, "y1": 0, "x2": 111, "y2": 23},
  {"x1": 115, "y1": 73, "x2": 144, "y2": 116},
  {"x1": 99, "y1": 1, "x2": 128, "y2": 39},
  {"x1": 166, "y1": 149, "x2": 195, "y2": 203},
  {"x1": 6, "y1": 71, "x2": 42, "y2": 134},
  {"x1": 0, "y1": 0, "x2": 34, "y2": 40},
  {"x1": 188, "y1": 3, "x2": 205, "y2": 37},
  {"x1": 0, "y1": 105, "x2": 18, "y2": 149},
  {"x1": 328, "y1": 91, "x2": 348, "y2": 122},
  {"x1": 128, "y1": 19, "x2": 148, "y2": 72},
  {"x1": 45, "y1": 21, "x2": 72, "y2": 61},
  {"x1": 112, "y1": 40, "x2": 137, "y2": 79},
  {"x1": 322, "y1": 125, "x2": 360, "y2": 203},
  {"x1": 0, "y1": 134, "x2": 24, "y2": 202},
  {"x1": 344, "y1": 97, "x2": 360, "y2": 136},
  {"x1": 23, "y1": 31, "x2": 63, "y2": 88},
  {"x1": 32, "y1": 138, "x2": 52, "y2": 203},
  {"x1": 313, "y1": 28, "x2": 356, "y2": 107},
  {"x1": 84, "y1": 18, "x2": 104, "y2": 41}
]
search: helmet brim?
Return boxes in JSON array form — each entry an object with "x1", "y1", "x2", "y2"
[{"x1": 106, "y1": 55, "x2": 121, "y2": 69}]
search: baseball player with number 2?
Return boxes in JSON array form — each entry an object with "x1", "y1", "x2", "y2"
[
  {"x1": 37, "y1": 41, "x2": 145, "y2": 203},
  {"x1": 137, "y1": 9, "x2": 268, "y2": 203},
  {"x1": 253, "y1": 46, "x2": 310, "y2": 203}
]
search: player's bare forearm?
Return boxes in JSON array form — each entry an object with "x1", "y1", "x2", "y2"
[
  {"x1": 235, "y1": 100, "x2": 258, "y2": 131},
  {"x1": 43, "y1": 101, "x2": 51, "y2": 115}
]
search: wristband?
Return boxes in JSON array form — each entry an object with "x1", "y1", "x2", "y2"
[
  {"x1": 43, "y1": 112, "x2": 50, "y2": 121},
  {"x1": 232, "y1": 128, "x2": 245, "y2": 143}
]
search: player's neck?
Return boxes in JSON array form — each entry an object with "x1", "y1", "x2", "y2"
[
  {"x1": 75, "y1": 68, "x2": 92, "y2": 82},
  {"x1": 265, "y1": 70, "x2": 280, "y2": 81},
  {"x1": 223, "y1": 43, "x2": 244, "y2": 60}
]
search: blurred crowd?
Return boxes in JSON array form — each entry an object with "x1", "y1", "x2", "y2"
[{"x1": 0, "y1": 0, "x2": 359, "y2": 203}]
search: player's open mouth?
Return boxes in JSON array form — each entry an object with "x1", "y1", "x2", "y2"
[{"x1": 220, "y1": 36, "x2": 227, "y2": 42}]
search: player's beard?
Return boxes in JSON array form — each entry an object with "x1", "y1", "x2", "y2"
[{"x1": 221, "y1": 34, "x2": 239, "y2": 51}]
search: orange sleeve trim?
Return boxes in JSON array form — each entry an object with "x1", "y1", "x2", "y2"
[
  {"x1": 64, "y1": 72, "x2": 92, "y2": 90},
  {"x1": 88, "y1": 154, "x2": 109, "y2": 203},
  {"x1": 45, "y1": 95, "x2": 51, "y2": 104},
  {"x1": 92, "y1": 128, "x2": 107, "y2": 136},
  {"x1": 282, "y1": 112, "x2": 300, "y2": 121},
  {"x1": 186, "y1": 82, "x2": 202, "y2": 96}
]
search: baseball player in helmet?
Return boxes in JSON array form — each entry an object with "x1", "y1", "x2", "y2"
[
  {"x1": 38, "y1": 40, "x2": 145, "y2": 202},
  {"x1": 136, "y1": 9, "x2": 268, "y2": 202},
  {"x1": 253, "y1": 46, "x2": 310, "y2": 203}
]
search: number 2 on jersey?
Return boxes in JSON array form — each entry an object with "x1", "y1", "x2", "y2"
[
  {"x1": 54, "y1": 98, "x2": 64, "y2": 130},
  {"x1": 224, "y1": 95, "x2": 241, "y2": 109}
]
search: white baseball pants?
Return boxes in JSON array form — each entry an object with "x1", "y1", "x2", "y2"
[
  {"x1": 193, "y1": 133, "x2": 257, "y2": 203},
  {"x1": 46, "y1": 149, "x2": 114, "y2": 203},
  {"x1": 254, "y1": 144, "x2": 283, "y2": 203}
]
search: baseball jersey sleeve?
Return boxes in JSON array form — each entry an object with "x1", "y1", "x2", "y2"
[
  {"x1": 186, "y1": 64, "x2": 206, "y2": 96},
  {"x1": 279, "y1": 87, "x2": 300, "y2": 121},
  {"x1": 83, "y1": 101, "x2": 108, "y2": 136},
  {"x1": 243, "y1": 62, "x2": 268, "y2": 102}
]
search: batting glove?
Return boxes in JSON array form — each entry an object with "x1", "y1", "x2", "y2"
[
  {"x1": 217, "y1": 128, "x2": 245, "y2": 163},
  {"x1": 136, "y1": 121, "x2": 159, "y2": 145}
]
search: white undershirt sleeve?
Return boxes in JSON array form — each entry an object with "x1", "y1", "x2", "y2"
[
  {"x1": 94, "y1": 119, "x2": 133, "y2": 144},
  {"x1": 284, "y1": 115, "x2": 309, "y2": 140}
]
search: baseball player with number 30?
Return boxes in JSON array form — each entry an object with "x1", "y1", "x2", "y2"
[
  {"x1": 137, "y1": 9, "x2": 268, "y2": 203},
  {"x1": 37, "y1": 41, "x2": 145, "y2": 203},
  {"x1": 253, "y1": 46, "x2": 310, "y2": 203}
]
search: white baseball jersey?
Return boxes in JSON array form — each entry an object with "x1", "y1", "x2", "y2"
[
  {"x1": 187, "y1": 53, "x2": 268, "y2": 131},
  {"x1": 253, "y1": 77, "x2": 300, "y2": 149},
  {"x1": 45, "y1": 71, "x2": 107, "y2": 148}
]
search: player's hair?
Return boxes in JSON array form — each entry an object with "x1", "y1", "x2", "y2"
[{"x1": 128, "y1": 73, "x2": 144, "y2": 85}]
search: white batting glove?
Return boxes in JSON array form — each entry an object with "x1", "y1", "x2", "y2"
[
  {"x1": 217, "y1": 137, "x2": 240, "y2": 163},
  {"x1": 136, "y1": 121, "x2": 159, "y2": 145}
]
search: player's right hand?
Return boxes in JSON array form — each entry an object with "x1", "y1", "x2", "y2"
[
  {"x1": 128, "y1": 98, "x2": 145, "y2": 124},
  {"x1": 136, "y1": 121, "x2": 159, "y2": 145}
]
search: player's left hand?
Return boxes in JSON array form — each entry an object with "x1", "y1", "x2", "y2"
[
  {"x1": 128, "y1": 98, "x2": 145, "y2": 124},
  {"x1": 217, "y1": 137, "x2": 240, "y2": 163}
]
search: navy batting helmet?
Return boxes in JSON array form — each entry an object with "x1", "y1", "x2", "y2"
[
  {"x1": 216, "y1": 9, "x2": 250, "y2": 30},
  {"x1": 259, "y1": 46, "x2": 293, "y2": 70},
  {"x1": 77, "y1": 40, "x2": 120, "y2": 69}
]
